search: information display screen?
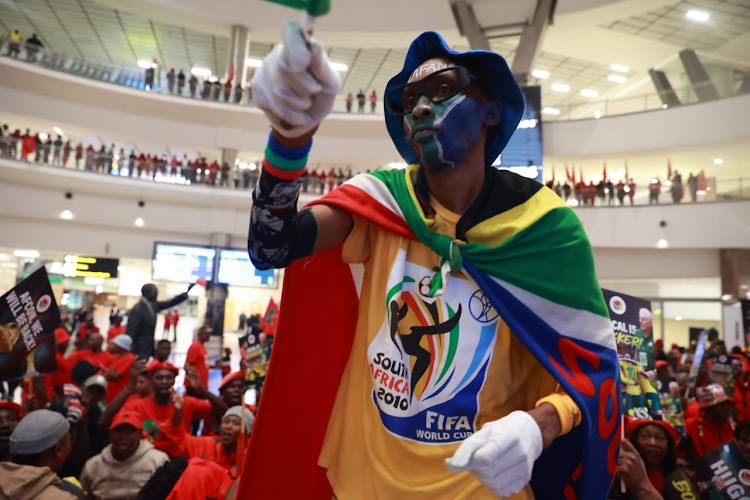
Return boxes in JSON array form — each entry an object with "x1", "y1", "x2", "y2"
[
  {"x1": 63, "y1": 255, "x2": 119, "y2": 278},
  {"x1": 218, "y1": 249, "x2": 276, "y2": 288},
  {"x1": 152, "y1": 243, "x2": 215, "y2": 283}
]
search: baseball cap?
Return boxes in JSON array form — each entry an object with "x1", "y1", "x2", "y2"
[
  {"x1": 696, "y1": 383, "x2": 731, "y2": 409},
  {"x1": 111, "y1": 334, "x2": 132, "y2": 351},
  {"x1": 10, "y1": 409, "x2": 69, "y2": 455},
  {"x1": 110, "y1": 411, "x2": 142, "y2": 431}
]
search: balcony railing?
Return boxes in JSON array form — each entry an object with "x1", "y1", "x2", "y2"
[{"x1": 2, "y1": 38, "x2": 747, "y2": 121}]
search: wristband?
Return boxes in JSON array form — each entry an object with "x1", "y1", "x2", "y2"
[{"x1": 263, "y1": 131, "x2": 312, "y2": 176}]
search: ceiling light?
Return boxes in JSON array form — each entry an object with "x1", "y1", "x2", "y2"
[
  {"x1": 550, "y1": 83, "x2": 570, "y2": 93},
  {"x1": 248, "y1": 163, "x2": 257, "y2": 170},
  {"x1": 329, "y1": 62, "x2": 348, "y2": 72},
  {"x1": 134, "y1": 217, "x2": 144, "y2": 227},
  {"x1": 675, "y1": 316, "x2": 682, "y2": 321},
  {"x1": 531, "y1": 69, "x2": 550, "y2": 79},
  {"x1": 53, "y1": 126, "x2": 65, "y2": 137},
  {"x1": 608, "y1": 75, "x2": 627, "y2": 84},
  {"x1": 137, "y1": 59, "x2": 156, "y2": 69},
  {"x1": 190, "y1": 67, "x2": 212, "y2": 77},
  {"x1": 686, "y1": 10, "x2": 709, "y2": 22},
  {"x1": 656, "y1": 238, "x2": 668, "y2": 249},
  {"x1": 610, "y1": 63, "x2": 630, "y2": 73},
  {"x1": 594, "y1": 110, "x2": 602, "y2": 119},
  {"x1": 38, "y1": 133, "x2": 48, "y2": 140},
  {"x1": 14, "y1": 249, "x2": 40, "y2": 258},
  {"x1": 388, "y1": 162, "x2": 407, "y2": 169},
  {"x1": 542, "y1": 107, "x2": 560, "y2": 115},
  {"x1": 662, "y1": 104, "x2": 668, "y2": 109},
  {"x1": 714, "y1": 158, "x2": 723, "y2": 165},
  {"x1": 580, "y1": 89, "x2": 599, "y2": 98},
  {"x1": 0, "y1": 254, "x2": 7, "y2": 261},
  {"x1": 246, "y1": 58, "x2": 263, "y2": 68},
  {"x1": 60, "y1": 210, "x2": 74, "y2": 220}
]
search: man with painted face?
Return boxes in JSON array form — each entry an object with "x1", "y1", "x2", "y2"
[{"x1": 243, "y1": 27, "x2": 618, "y2": 500}]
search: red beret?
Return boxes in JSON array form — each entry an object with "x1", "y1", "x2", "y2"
[
  {"x1": 655, "y1": 360, "x2": 669, "y2": 369},
  {"x1": 625, "y1": 417, "x2": 680, "y2": 446},
  {"x1": 147, "y1": 360, "x2": 179, "y2": 377},
  {"x1": 0, "y1": 400, "x2": 23, "y2": 420},
  {"x1": 54, "y1": 327, "x2": 71, "y2": 345},
  {"x1": 219, "y1": 371, "x2": 244, "y2": 391}
]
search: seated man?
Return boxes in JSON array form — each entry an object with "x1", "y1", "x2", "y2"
[
  {"x1": 113, "y1": 361, "x2": 227, "y2": 452},
  {"x1": 68, "y1": 333, "x2": 111, "y2": 369},
  {"x1": 135, "y1": 456, "x2": 235, "y2": 500},
  {"x1": 1, "y1": 409, "x2": 82, "y2": 499},
  {"x1": 81, "y1": 411, "x2": 169, "y2": 500},
  {"x1": 197, "y1": 371, "x2": 253, "y2": 437},
  {"x1": 166, "y1": 393, "x2": 253, "y2": 477},
  {"x1": 0, "y1": 400, "x2": 23, "y2": 462}
]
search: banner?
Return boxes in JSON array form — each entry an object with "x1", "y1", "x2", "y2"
[
  {"x1": 602, "y1": 289, "x2": 661, "y2": 419},
  {"x1": 663, "y1": 441, "x2": 750, "y2": 499},
  {"x1": 0, "y1": 268, "x2": 60, "y2": 381}
]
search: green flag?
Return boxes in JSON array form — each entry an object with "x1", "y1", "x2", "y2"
[{"x1": 264, "y1": 0, "x2": 330, "y2": 16}]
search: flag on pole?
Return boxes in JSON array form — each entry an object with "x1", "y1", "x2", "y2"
[
  {"x1": 697, "y1": 170, "x2": 707, "y2": 192},
  {"x1": 565, "y1": 163, "x2": 575, "y2": 184},
  {"x1": 259, "y1": 299, "x2": 280, "y2": 335},
  {"x1": 602, "y1": 161, "x2": 607, "y2": 182},
  {"x1": 625, "y1": 161, "x2": 629, "y2": 181},
  {"x1": 263, "y1": 0, "x2": 330, "y2": 15},
  {"x1": 578, "y1": 166, "x2": 583, "y2": 185},
  {"x1": 551, "y1": 165, "x2": 555, "y2": 184},
  {"x1": 667, "y1": 158, "x2": 673, "y2": 181}
]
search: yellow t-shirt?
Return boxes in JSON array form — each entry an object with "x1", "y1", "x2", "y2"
[{"x1": 318, "y1": 199, "x2": 579, "y2": 499}]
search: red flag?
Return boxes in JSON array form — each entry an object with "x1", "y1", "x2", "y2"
[
  {"x1": 667, "y1": 158, "x2": 673, "y2": 181},
  {"x1": 625, "y1": 161, "x2": 629, "y2": 181},
  {"x1": 21, "y1": 136, "x2": 35, "y2": 157},
  {"x1": 578, "y1": 166, "x2": 583, "y2": 185},
  {"x1": 565, "y1": 163, "x2": 574, "y2": 184},
  {"x1": 551, "y1": 165, "x2": 555, "y2": 184},
  {"x1": 260, "y1": 299, "x2": 279, "y2": 335},
  {"x1": 602, "y1": 161, "x2": 607, "y2": 182},
  {"x1": 697, "y1": 170, "x2": 707, "y2": 192}
]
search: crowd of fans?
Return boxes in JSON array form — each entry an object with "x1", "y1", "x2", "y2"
[
  {"x1": 0, "y1": 120, "x2": 357, "y2": 194},
  {"x1": 546, "y1": 170, "x2": 702, "y2": 206},
  {"x1": 0, "y1": 294, "x2": 270, "y2": 499},
  {"x1": 609, "y1": 331, "x2": 750, "y2": 498}
]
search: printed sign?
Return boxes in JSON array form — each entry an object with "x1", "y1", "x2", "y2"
[
  {"x1": 602, "y1": 289, "x2": 660, "y2": 419},
  {"x1": 689, "y1": 331, "x2": 709, "y2": 393},
  {"x1": 239, "y1": 333, "x2": 268, "y2": 388},
  {"x1": 0, "y1": 268, "x2": 61, "y2": 381},
  {"x1": 658, "y1": 377, "x2": 685, "y2": 436},
  {"x1": 664, "y1": 441, "x2": 750, "y2": 499}
]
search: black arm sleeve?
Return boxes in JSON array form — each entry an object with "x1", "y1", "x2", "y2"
[
  {"x1": 155, "y1": 292, "x2": 188, "y2": 312},
  {"x1": 248, "y1": 168, "x2": 318, "y2": 270}
]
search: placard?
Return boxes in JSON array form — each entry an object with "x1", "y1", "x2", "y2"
[
  {"x1": 664, "y1": 441, "x2": 750, "y2": 499},
  {"x1": 0, "y1": 268, "x2": 60, "y2": 381}
]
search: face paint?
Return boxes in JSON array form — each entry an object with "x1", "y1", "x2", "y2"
[{"x1": 404, "y1": 93, "x2": 488, "y2": 172}]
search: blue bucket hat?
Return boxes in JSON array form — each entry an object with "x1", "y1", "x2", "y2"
[{"x1": 384, "y1": 31, "x2": 525, "y2": 167}]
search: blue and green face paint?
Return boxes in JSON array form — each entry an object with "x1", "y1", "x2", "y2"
[{"x1": 404, "y1": 93, "x2": 489, "y2": 172}]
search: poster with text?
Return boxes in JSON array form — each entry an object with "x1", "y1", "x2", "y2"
[
  {"x1": 239, "y1": 332, "x2": 268, "y2": 389},
  {"x1": 602, "y1": 289, "x2": 655, "y2": 370},
  {"x1": 0, "y1": 268, "x2": 60, "y2": 381},
  {"x1": 663, "y1": 441, "x2": 750, "y2": 500}
]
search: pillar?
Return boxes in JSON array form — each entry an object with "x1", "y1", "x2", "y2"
[{"x1": 226, "y1": 25, "x2": 250, "y2": 87}]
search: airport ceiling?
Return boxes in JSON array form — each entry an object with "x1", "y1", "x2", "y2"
[{"x1": 0, "y1": 0, "x2": 748, "y2": 113}]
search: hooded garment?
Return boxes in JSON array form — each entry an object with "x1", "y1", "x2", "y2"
[
  {"x1": 0, "y1": 462, "x2": 77, "y2": 500},
  {"x1": 80, "y1": 439, "x2": 169, "y2": 500}
]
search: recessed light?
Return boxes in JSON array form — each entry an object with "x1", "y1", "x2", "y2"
[
  {"x1": 610, "y1": 63, "x2": 630, "y2": 73},
  {"x1": 38, "y1": 133, "x2": 48, "y2": 140},
  {"x1": 542, "y1": 107, "x2": 561, "y2": 115},
  {"x1": 686, "y1": 10, "x2": 709, "y2": 22},
  {"x1": 594, "y1": 110, "x2": 602, "y2": 119},
  {"x1": 675, "y1": 316, "x2": 683, "y2": 321},
  {"x1": 714, "y1": 158, "x2": 723, "y2": 165},
  {"x1": 608, "y1": 75, "x2": 627, "y2": 84},
  {"x1": 388, "y1": 162, "x2": 407, "y2": 169},
  {"x1": 550, "y1": 83, "x2": 570, "y2": 93},
  {"x1": 580, "y1": 89, "x2": 599, "y2": 98},
  {"x1": 245, "y1": 58, "x2": 263, "y2": 68},
  {"x1": 662, "y1": 104, "x2": 669, "y2": 109},
  {"x1": 657, "y1": 238, "x2": 668, "y2": 249},
  {"x1": 531, "y1": 69, "x2": 550, "y2": 79},
  {"x1": 329, "y1": 62, "x2": 348, "y2": 72},
  {"x1": 137, "y1": 59, "x2": 156, "y2": 69},
  {"x1": 60, "y1": 210, "x2": 74, "y2": 220},
  {"x1": 135, "y1": 217, "x2": 144, "y2": 227}
]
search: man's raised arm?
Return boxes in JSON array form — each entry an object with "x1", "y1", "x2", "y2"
[{"x1": 248, "y1": 22, "x2": 353, "y2": 271}]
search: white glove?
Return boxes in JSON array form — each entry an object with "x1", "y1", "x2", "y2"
[
  {"x1": 445, "y1": 411, "x2": 543, "y2": 497},
  {"x1": 252, "y1": 21, "x2": 341, "y2": 138}
]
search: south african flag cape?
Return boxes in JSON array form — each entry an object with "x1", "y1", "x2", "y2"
[{"x1": 238, "y1": 165, "x2": 620, "y2": 499}]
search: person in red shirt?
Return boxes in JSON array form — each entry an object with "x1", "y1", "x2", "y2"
[
  {"x1": 103, "y1": 335, "x2": 136, "y2": 404},
  {"x1": 685, "y1": 383, "x2": 734, "y2": 459},
  {"x1": 202, "y1": 371, "x2": 255, "y2": 437},
  {"x1": 0, "y1": 400, "x2": 23, "y2": 462},
  {"x1": 171, "y1": 310, "x2": 180, "y2": 339},
  {"x1": 163, "y1": 311, "x2": 173, "y2": 340},
  {"x1": 77, "y1": 314, "x2": 100, "y2": 349},
  {"x1": 627, "y1": 178, "x2": 636, "y2": 205},
  {"x1": 68, "y1": 333, "x2": 111, "y2": 370},
  {"x1": 166, "y1": 393, "x2": 254, "y2": 478},
  {"x1": 138, "y1": 456, "x2": 235, "y2": 500},
  {"x1": 107, "y1": 315, "x2": 125, "y2": 343},
  {"x1": 185, "y1": 326, "x2": 211, "y2": 396},
  {"x1": 115, "y1": 361, "x2": 227, "y2": 453},
  {"x1": 37, "y1": 327, "x2": 73, "y2": 405}
]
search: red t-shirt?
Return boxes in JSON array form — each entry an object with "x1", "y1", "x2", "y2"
[
  {"x1": 68, "y1": 349, "x2": 112, "y2": 369},
  {"x1": 119, "y1": 395, "x2": 212, "y2": 452},
  {"x1": 107, "y1": 325, "x2": 125, "y2": 343},
  {"x1": 185, "y1": 341, "x2": 209, "y2": 388},
  {"x1": 40, "y1": 351, "x2": 71, "y2": 402},
  {"x1": 78, "y1": 324, "x2": 100, "y2": 343},
  {"x1": 685, "y1": 415, "x2": 734, "y2": 457},
  {"x1": 104, "y1": 352, "x2": 136, "y2": 403}
]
